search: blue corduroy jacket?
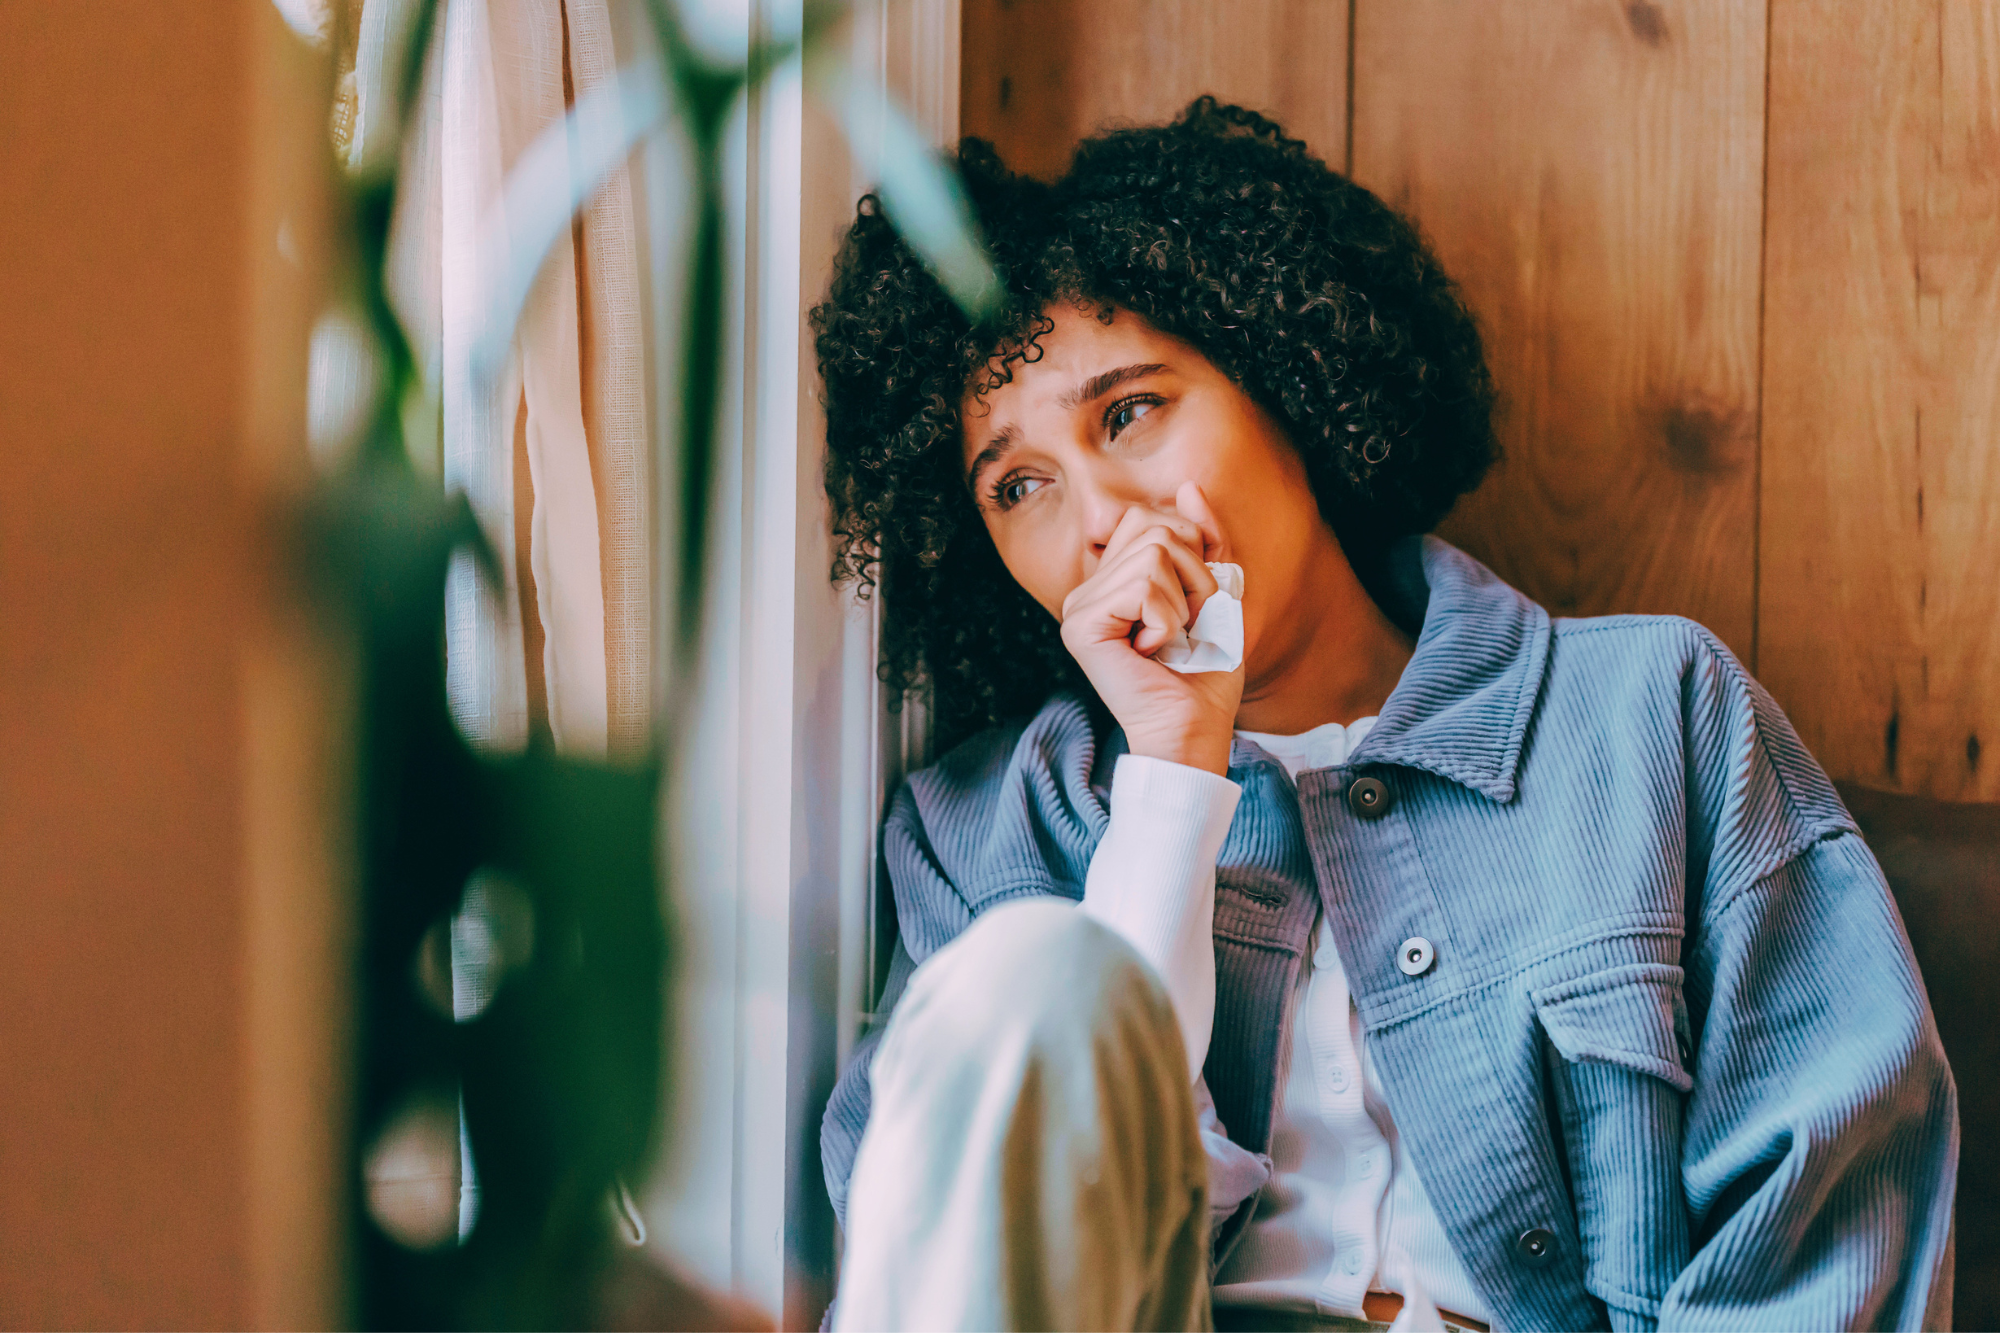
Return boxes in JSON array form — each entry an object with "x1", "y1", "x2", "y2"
[{"x1": 822, "y1": 537, "x2": 1957, "y2": 1331}]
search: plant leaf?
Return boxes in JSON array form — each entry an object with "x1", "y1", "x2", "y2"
[
  {"x1": 814, "y1": 59, "x2": 1003, "y2": 321},
  {"x1": 470, "y1": 61, "x2": 671, "y2": 385}
]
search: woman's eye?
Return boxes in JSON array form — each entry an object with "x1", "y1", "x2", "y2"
[
  {"x1": 1105, "y1": 396, "x2": 1160, "y2": 439},
  {"x1": 993, "y1": 474, "x2": 1048, "y2": 510}
]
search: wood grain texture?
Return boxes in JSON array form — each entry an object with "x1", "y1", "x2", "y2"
[
  {"x1": 960, "y1": 0, "x2": 1348, "y2": 179},
  {"x1": 958, "y1": 0, "x2": 2000, "y2": 801},
  {"x1": 1760, "y1": 0, "x2": 2000, "y2": 801},
  {"x1": 1349, "y1": 0, "x2": 1768, "y2": 659}
]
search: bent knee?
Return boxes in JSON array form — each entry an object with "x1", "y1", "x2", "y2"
[{"x1": 892, "y1": 900, "x2": 1172, "y2": 1054}]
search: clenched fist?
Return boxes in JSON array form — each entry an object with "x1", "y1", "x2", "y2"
[{"x1": 1059, "y1": 481, "x2": 1245, "y2": 774}]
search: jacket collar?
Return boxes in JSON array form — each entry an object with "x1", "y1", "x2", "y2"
[{"x1": 1342, "y1": 536, "x2": 1551, "y2": 803}]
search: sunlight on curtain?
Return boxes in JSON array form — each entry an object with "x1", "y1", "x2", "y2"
[{"x1": 341, "y1": 0, "x2": 651, "y2": 759}]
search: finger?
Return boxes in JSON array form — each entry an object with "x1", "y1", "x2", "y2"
[
  {"x1": 1064, "y1": 553, "x2": 1189, "y2": 647},
  {"x1": 1093, "y1": 557, "x2": 1191, "y2": 646},
  {"x1": 1100, "y1": 524, "x2": 1214, "y2": 591},
  {"x1": 1131, "y1": 573, "x2": 1192, "y2": 657},
  {"x1": 1101, "y1": 527, "x2": 1218, "y2": 616},
  {"x1": 1101, "y1": 503, "x2": 1203, "y2": 570},
  {"x1": 1098, "y1": 505, "x2": 1161, "y2": 570},
  {"x1": 1175, "y1": 481, "x2": 1230, "y2": 565}
]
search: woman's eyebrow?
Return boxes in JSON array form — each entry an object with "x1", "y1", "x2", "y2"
[
  {"x1": 963, "y1": 363, "x2": 1170, "y2": 494},
  {"x1": 965, "y1": 423, "x2": 1018, "y2": 494},
  {"x1": 1056, "y1": 362, "x2": 1170, "y2": 412}
]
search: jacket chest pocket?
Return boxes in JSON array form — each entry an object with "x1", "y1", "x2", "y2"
[{"x1": 1532, "y1": 963, "x2": 1694, "y2": 1328}]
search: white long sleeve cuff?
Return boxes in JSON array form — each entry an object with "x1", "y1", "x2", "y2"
[{"x1": 1080, "y1": 753, "x2": 1241, "y2": 1078}]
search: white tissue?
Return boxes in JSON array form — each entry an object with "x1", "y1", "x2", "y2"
[{"x1": 1157, "y1": 562, "x2": 1244, "y2": 674}]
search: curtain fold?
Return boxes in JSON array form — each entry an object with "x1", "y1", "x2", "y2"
[
  {"x1": 338, "y1": 0, "x2": 650, "y2": 758},
  {"x1": 439, "y1": 0, "x2": 533, "y2": 750},
  {"x1": 566, "y1": 1, "x2": 651, "y2": 760}
]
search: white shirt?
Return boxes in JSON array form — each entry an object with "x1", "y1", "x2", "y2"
[{"x1": 1080, "y1": 719, "x2": 1492, "y2": 1328}]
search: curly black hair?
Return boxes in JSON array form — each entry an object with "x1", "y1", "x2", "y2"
[{"x1": 813, "y1": 98, "x2": 1497, "y2": 746}]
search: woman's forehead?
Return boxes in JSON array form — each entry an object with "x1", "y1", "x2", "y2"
[{"x1": 961, "y1": 306, "x2": 1182, "y2": 436}]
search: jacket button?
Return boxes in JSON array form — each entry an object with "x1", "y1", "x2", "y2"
[
  {"x1": 1396, "y1": 936, "x2": 1436, "y2": 976},
  {"x1": 1515, "y1": 1227, "x2": 1557, "y2": 1268},
  {"x1": 1346, "y1": 775, "x2": 1392, "y2": 819}
]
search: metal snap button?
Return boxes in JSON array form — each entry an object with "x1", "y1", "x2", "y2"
[
  {"x1": 1396, "y1": 936, "x2": 1436, "y2": 976},
  {"x1": 1515, "y1": 1227, "x2": 1557, "y2": 1268},
  {"x1": 1346, "y1": 775, "x2": 1392, "y2": 819}
]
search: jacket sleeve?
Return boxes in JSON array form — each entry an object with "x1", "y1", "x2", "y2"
[
  {"x1": 1662, "y1": 637, "x2": 1958, "y2": 1329},
  {"x1": 1664, "y1": 832, "x2": 1957, "y2": 1330},
  {"x1": 820, "y1": 782, "x2": 972, "y2": 1227},
  {"x1": 821, "y1": 940, "x2": 914, "y2": 1227}
]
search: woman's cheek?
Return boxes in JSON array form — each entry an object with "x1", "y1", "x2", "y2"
[
  {"x1": 1165, "y1": 432, "x2": 1230, "y2": 514},
  {"x1": 991, "y1": 530, "x2": 1069, "y2": 621}
]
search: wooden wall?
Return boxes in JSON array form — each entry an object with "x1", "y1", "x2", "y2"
[
  {"x1": 961, "y1": 0, "x2": 1999, "y2": 803},
  {"x1": 0, "y1": 2, "x2": 346, "y2": 1326}
]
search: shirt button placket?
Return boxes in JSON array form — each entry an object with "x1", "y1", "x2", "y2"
[{"x1": 1342, "y1": 772, "x2": 1444, "y2": 989}]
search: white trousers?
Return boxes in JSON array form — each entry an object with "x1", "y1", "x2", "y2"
[{"x1": 834, "y1": 900, "x2": 1214, "y2": 1333}]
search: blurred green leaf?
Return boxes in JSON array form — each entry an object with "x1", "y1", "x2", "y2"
[
  {"x1": 470, "y1": 62, "x2": 671, "y2": 386},
  {"x1": 813, "y1": 56, "x2": 1003, "y2": 322}
]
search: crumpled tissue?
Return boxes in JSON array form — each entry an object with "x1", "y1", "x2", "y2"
[{"x1": 1157, "y1": 562, "x2": 1244, "y2": 674}]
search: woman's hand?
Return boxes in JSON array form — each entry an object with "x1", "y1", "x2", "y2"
[{"x1": 1059, "y1": 482, "x2": 1246, "y2": 774}]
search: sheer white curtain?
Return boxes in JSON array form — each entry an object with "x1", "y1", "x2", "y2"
[
  {"x1": 322, "y1": 2, "x2": 961, "y2": 1318},
  {"x1": 346, "y1": 0, "x2": 651, "y2": 758}
]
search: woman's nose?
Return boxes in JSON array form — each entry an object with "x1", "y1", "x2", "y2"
[{"x1": 1075, "y1": 467, "x2": 1152, "y2": 567}]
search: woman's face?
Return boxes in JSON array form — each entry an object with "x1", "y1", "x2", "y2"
[{"x1": 961, "y1": 303, "x2": 1332, "y2": 670}]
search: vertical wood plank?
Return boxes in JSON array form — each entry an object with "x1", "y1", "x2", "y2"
[
  {"x1": 960, "y1": 0, "x2": 1348, "y2": 179},
  {"x1": 0, "y1": 1, "x2": 341, "y2": 1325},
  {"x1": 1350, "y1": 0, "x2": 1767, "y2": 659},
  {"x1": 1761, "y1": 0, "x2": 2000, "y2": 801}
]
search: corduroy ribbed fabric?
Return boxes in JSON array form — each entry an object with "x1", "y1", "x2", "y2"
[{"x1": 820, "y1": 537, "x2": 1958, "y2": 1332}]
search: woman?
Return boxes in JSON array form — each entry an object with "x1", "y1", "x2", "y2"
[{"x1": 812, "y1": 100, "x2": 1956, "y2": 1332}]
